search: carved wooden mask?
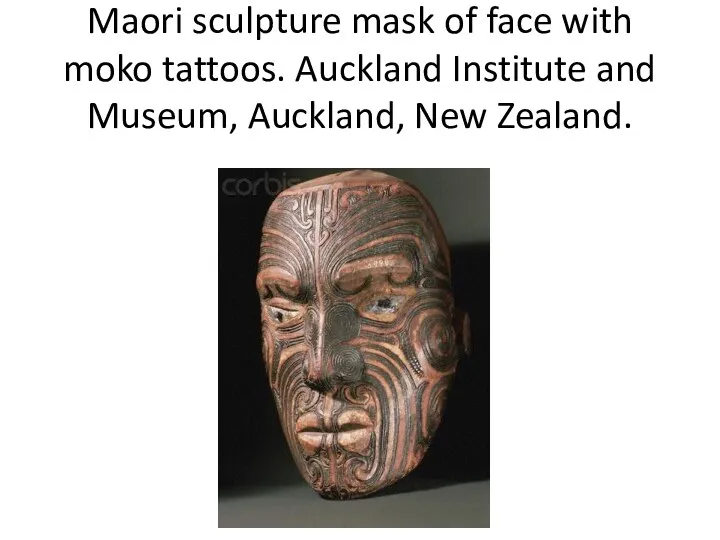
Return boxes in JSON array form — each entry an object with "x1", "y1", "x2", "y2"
[{"x1": 257, "y1": 170, "x2": 464, "y2": 499}]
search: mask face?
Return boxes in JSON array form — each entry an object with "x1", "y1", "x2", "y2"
[{"x1": 257, "y1": 171, "x2": 459, "y2": 499}]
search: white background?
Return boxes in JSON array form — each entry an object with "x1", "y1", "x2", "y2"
[{"x1": 2, "y1": 0, "x2": 719, "y2": 536}]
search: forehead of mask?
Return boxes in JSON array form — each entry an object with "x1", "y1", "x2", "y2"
[{"x1": 256, "y1": 171, "x2": 451, "y2": 300}]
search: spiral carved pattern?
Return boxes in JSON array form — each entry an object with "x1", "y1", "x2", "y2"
[
  {"x1": 257, "y1": 171, "x2": 458, "y2": 499},
  {"x1": 418, "y1": 313, "x2": 458, "y2": 373}
]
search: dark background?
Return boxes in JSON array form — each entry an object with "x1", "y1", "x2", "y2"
[{"x1": 218, "y1": 169, "x2": 489, "y2": 499}]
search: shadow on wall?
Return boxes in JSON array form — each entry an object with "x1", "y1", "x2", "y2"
[
  {"x1": 218, "y1": 170, "x2": 299, "y2": 492},
  {"x1": 218, "y1": 170, "x2": 489, "y2": 496}
]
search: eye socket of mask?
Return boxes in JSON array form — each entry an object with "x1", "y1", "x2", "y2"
[
  {"x1": 358, "y1": 294, "x2": 407, "y2": 321},
  {"x1": 266, "y1": 304, "x2": 301, "y2": 324},
  {"x1": 368, "y1": 295, "x2": 402, "y2": 313}
]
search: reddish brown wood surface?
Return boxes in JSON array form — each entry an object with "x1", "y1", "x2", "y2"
[{"x1": 257, "y1": 170, "x2": 461, "y2": 499}]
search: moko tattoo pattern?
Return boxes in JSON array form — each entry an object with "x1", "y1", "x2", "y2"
[{"x1": 257, "y1": 170, "x2": 460, "y2": 499}]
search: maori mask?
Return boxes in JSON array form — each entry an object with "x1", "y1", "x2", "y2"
[{"x1": 257, "y1": 170, "x2": 468, "y2": 499}]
